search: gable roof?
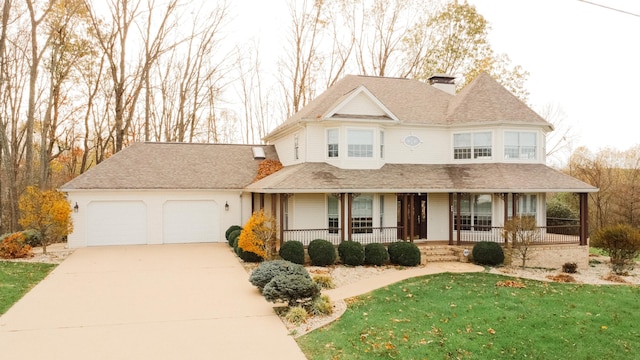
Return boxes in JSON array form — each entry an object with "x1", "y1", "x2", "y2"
[
  {"x1": 266, "y1": 73, "x2": 552, "y2": 140},
  {"x1": 448, "y1": 72, "x2": 551, "y2": 128},
  {"x1": 246, "y1": 162, "x2": 597, "y2": 193},
  {"x1": 266, "y1": 75, "x2": 453, "y2": 139},
  {"x1": 61, "y1": 142, "x2": 279, "y2": 190}
]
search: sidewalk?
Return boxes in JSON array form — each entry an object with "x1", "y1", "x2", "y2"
[{"x1": 324, "y1": 262, "x2": 484, "y2": 300}]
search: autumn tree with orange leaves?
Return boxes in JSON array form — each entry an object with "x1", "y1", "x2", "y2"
[{"x1": 18, "y1": 186, "x2": 73, "y2": 254}]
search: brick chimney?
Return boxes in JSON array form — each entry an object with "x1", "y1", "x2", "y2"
[{"x1": 427, "y1": 74, "x2": 456, "y2": 95}]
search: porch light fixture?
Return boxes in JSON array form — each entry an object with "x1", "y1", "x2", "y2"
[
  {"x1": 73, "y1": 202, "x2": 79, "y2": 213},
  {"x1": 225, "y1": 201, "x2": 229, "y2": 211}
]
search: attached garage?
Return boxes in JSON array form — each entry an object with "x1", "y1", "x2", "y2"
[
  {"x1": 87, "y1": 201, "x2": 147, "y2": 246},
  {"x1": 61, "y1": 143, "x2": 279, "y2": 248},
  {"x1": 163, "y1": 200, "x2": 220, "y2": 244}
]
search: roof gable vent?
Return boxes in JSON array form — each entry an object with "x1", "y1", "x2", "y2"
[{"x1": 252, "y1": 146, "x2": 266, "y2": 159}]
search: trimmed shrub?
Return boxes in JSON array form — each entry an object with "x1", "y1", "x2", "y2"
[
  {"x1": 225, "y1": 225, "x2": 242, "y2": 246},
  {"x1": 228, "y1": 229, "x2": 242, "y2": 247},
  {"x1": 249, "y1": 260, "x2": 309, "y2": 291},
  {"x1": 562, "y1": 262, "x2": 578, "y2": 274},
  {"x1": 307, "y1": 239, "x2": 336, "y2": 266},
  {"x1": 22, "y1": 229, "x2": 42, "y2": 247},
  {"x1": 285, "y1": 306, "x2": 308, "y2": 325},
  {"x1": 364, "y1": 243, "x2": 389, "y2": 266},
  {"x1": 338, "y1": 241, "x2": 365, "y2": 266},
  {"x1": 312, "y1": 274, "x2": 335, "y2": 289},
  {"x1": 262, "y1": 274, "x2": 320, "y2": 306},
  {"x1": 279, "y1": 240, "x2": 305, "y2": 264},
  {"x1": 387, "y1": 241, "x2": 421, "y2": 266},
  {"x1": 472, "y1": 241, "x2": 505, "y2": 266},
  {"x1": 0, "y1": 232, "x2": 33, "y2": 259},
  {"x1": 236, "y1": 245, "x2": 263, "y2": 263},
  {"x1": 591, "y1": 224, "x2": 640, "y2": 274}
]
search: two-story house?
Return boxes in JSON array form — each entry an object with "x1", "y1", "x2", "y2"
[{"x1": 62, "y1": 73, "x2": 596, "y2": 267}]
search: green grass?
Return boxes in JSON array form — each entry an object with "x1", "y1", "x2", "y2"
[
  {"x1": 298, "y1": 272, "x2": 640, "y2": 359},
  {"x1": 0, "y1": 261, "x2": 56, "y2": 315}
]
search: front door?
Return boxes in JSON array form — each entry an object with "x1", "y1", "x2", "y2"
[{"x1": 397, "y1": 194, "x2": 428, "y2": 240}]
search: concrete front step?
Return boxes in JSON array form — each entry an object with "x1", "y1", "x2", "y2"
[{"x1": 419, "y1": 245, "x2": 471, "y2": 264}]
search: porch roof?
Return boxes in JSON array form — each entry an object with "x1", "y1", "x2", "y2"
[{"x1": 245, "y1": 162, "x2": 598, "y2": 194}]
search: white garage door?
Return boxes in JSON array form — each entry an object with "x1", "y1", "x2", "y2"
[
  {"x1": 87, "y1": 201, "x2": 147, "y2": 246},
  {"x1": 163, "y1": 200, "x2": 221, "y2": 244}
]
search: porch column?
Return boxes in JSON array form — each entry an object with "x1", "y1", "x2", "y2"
[
  {"x1": 456, "y1": 193, "x2": 461, "y2": 245},
  {"x1": 409, "y1": 194, "x2": 415, "y2": 242},
  {"x1": 580, "y1": 193, "x2": 589, "y2": 246},
  {"x1": 340, "y1": 193, "x2": 346, "y2": 241},
  {"x1": 504, "y1": 193, "x2": 510, "y2": 246},
  {"x1": 348, "y1": 193, "x2": 353, "y2": 241},
  {"x1": 259, "y1": 193, "x2": 265, "y2": 210},
  {"x1": 402, "y1": 194, "x2": 409, "y2": 241},
  {"x1": 448, "y1": 193, "x2": 454, "y2": 245},
  {"x1": 270, "y1": 194, "x2": 277, "y2": 217},
  {"x1": 279, "y1": 194, "x2": 285, "y2": 246}
]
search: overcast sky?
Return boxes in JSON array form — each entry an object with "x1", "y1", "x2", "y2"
[{"x1": 230, "y1": 0, "x2": 640, "y2": 153}]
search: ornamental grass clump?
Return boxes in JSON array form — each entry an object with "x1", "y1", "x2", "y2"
[
  {"x1": 387, "y1": 241, "x2": 421, "y2": 266},
  {"x1": 279, "y1": 240, "x2": 305, "y2": 264},
  {"x1": 364, "y1": 243, "x2": 389, "y2": 266},
  {"x1": 338, "y1": 240, "x2": 365, "y2": 266},
  {"x1": 472, "y1": 241, "x2": 505, "y2": 266},
  {"x1": 249, "y1": 260, "x2": 310, "y2": 292},
  {"x1": 285, "y1": 306, "x2": 308, "y2": 325},
  {"x1": 307, "y1": 239, "x2": 336, "y2": 266}
]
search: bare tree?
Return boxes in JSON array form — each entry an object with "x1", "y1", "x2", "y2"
[{"x1": 538, "y1": 103, "x2": 576, "y2": 168}]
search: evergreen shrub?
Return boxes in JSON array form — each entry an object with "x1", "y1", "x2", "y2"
[
  {"x1": 225, "y1": 225, "x2": 242, "y2": 246},
  {"x1": 22, "y1": 230, "x2": 42, "y2": 247},
  {"x1": 279, "y1": 240, "x2": 305, "y2": 264},
  {"x1": 387, "y1": 241, "x2": 421, "y2": 266},
  {"x1": 262, "y1": 274, "x2": 320, "y2": 306},
  {"x1": 364, "y1": 243, "x2": 389, "y2": 266},
  {"x1": 249, "y1": 260, "x2": 309, "y2": 291},
  {"x1": 337, "y1": 240, "x2": 365, "y2": 266},
  {"x1": 307, "y1": 239, "x2": 336, "y2": 266},
  {"x1": 472, "y1": 241, "x2": 505, "y2": 266}
]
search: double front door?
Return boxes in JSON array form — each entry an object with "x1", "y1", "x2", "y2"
[{"x1": 397, "y1": 194, "x2": 427, "y2": 240}]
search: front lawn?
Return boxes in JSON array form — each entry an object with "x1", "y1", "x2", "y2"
[
  {"x1": 298, "y1": 272, "x2": 640, "y2": 359},
  {"x1": 0, "y1": 261, "x2": 57, "y2": 315}
]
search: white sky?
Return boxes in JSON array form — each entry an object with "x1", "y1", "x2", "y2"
[{"x1": 229, "y1": 0, "x2": 640, "y2": 152}]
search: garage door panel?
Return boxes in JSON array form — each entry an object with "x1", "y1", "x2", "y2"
[
  {"x1": 163, "y1": 200, "x2": 220, "y2": 244},
  {"x1": 87, "y1": 201, "x2": 147, "y2": 246}
]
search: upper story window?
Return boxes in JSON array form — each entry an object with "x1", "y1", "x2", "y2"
[
  {"x1": 327, "y1": 129, "x2": 339, "y2": 158},
  {"x1": 347, "y1": 129, "x2": 373, "y2": 158},
  {"x1": 294, "y1": 135, "x2": 299, "y2": 160},
  {"x1": 380, "y1": 131, "x2": 385, "y2": 159},
  {"x1": 454, "y1": 132, "x2": 492, "y2": 159},
  {"x1": 505, "y1": 131, "x2": 536, "y2": 160}
]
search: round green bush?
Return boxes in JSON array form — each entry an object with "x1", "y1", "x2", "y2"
[
  {"x1": 21, "y1": 230, "x2": 42, "y2": 247},
  {"x1": 307, "y1": 239, "x2": 336, "y2": 266},
  {"x1": 227, "y1": 227, "x2": 242, "y2": 246},
  {"x1": 364, "y1": 243, "x2": 389, "y2": 266},
  {"x1": 279, "y1": 240, "x2": 305, "y2": 265},
  {"x1": 387, "y1": 241, "x2": 421, "y2": 266},
  {"x1": 249, "y1": 260, "x2": 309, "y2": 291},
  {"x1": 225, "y1": 225, "x2": 242, "y2": 240},
  {"x1": 235, "y1": 241, "x2": 263, "y2": 263},
  {"x1": 472, "y1": 241, "x2": 505, "y2": 266},
  {"x1": 262, "y1": 274, "x2": 320, "y2": 306},
  {"x1": 338, "y1": 241, "x2": 365, "y2": 266}
]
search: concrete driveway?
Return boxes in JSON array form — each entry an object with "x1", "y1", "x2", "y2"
[{"x1": 0, "y1": 244, "x2": 306, "y2": 359}]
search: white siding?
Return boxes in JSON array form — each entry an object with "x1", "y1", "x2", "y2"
[
  {"x1": 427, "y1": 193, "x2": 450, "y2": 240},
  {"x1": 292, "y1": 193, "x2": 326, "y2": 229}
]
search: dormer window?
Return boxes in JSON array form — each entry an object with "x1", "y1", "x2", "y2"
[
  {"x1": 347, "y1": 129, "x2": 373, "y2": 158},
  {"x1": 454, "y1": 132, "x2": 492, "y2": 159},
  {"x1": 505, "y1": 131, "x2": 536, "y2": 160}
]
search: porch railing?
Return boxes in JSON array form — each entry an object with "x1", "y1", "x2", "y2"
[
  {"x1": 282, "y1": 224, "x2": 580, "y2": 246},
  {"x1": 282, "y1": 227, "x2": 401, "y2": 246}
]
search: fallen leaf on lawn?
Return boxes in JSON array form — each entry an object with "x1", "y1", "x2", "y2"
[{"x1": 488, "y1": 328, "x2": 496, "y2": 335}]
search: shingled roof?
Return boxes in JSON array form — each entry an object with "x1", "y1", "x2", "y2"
[
  {"x1": 245, "y1": 162, "x2": 597, "y2": 193},
  {"x1": 61, "y1": 143, "x2": 279, "y2": 190},
  {"x1": 266, "y1": 73, "x2": 552, "y2": 139}
]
